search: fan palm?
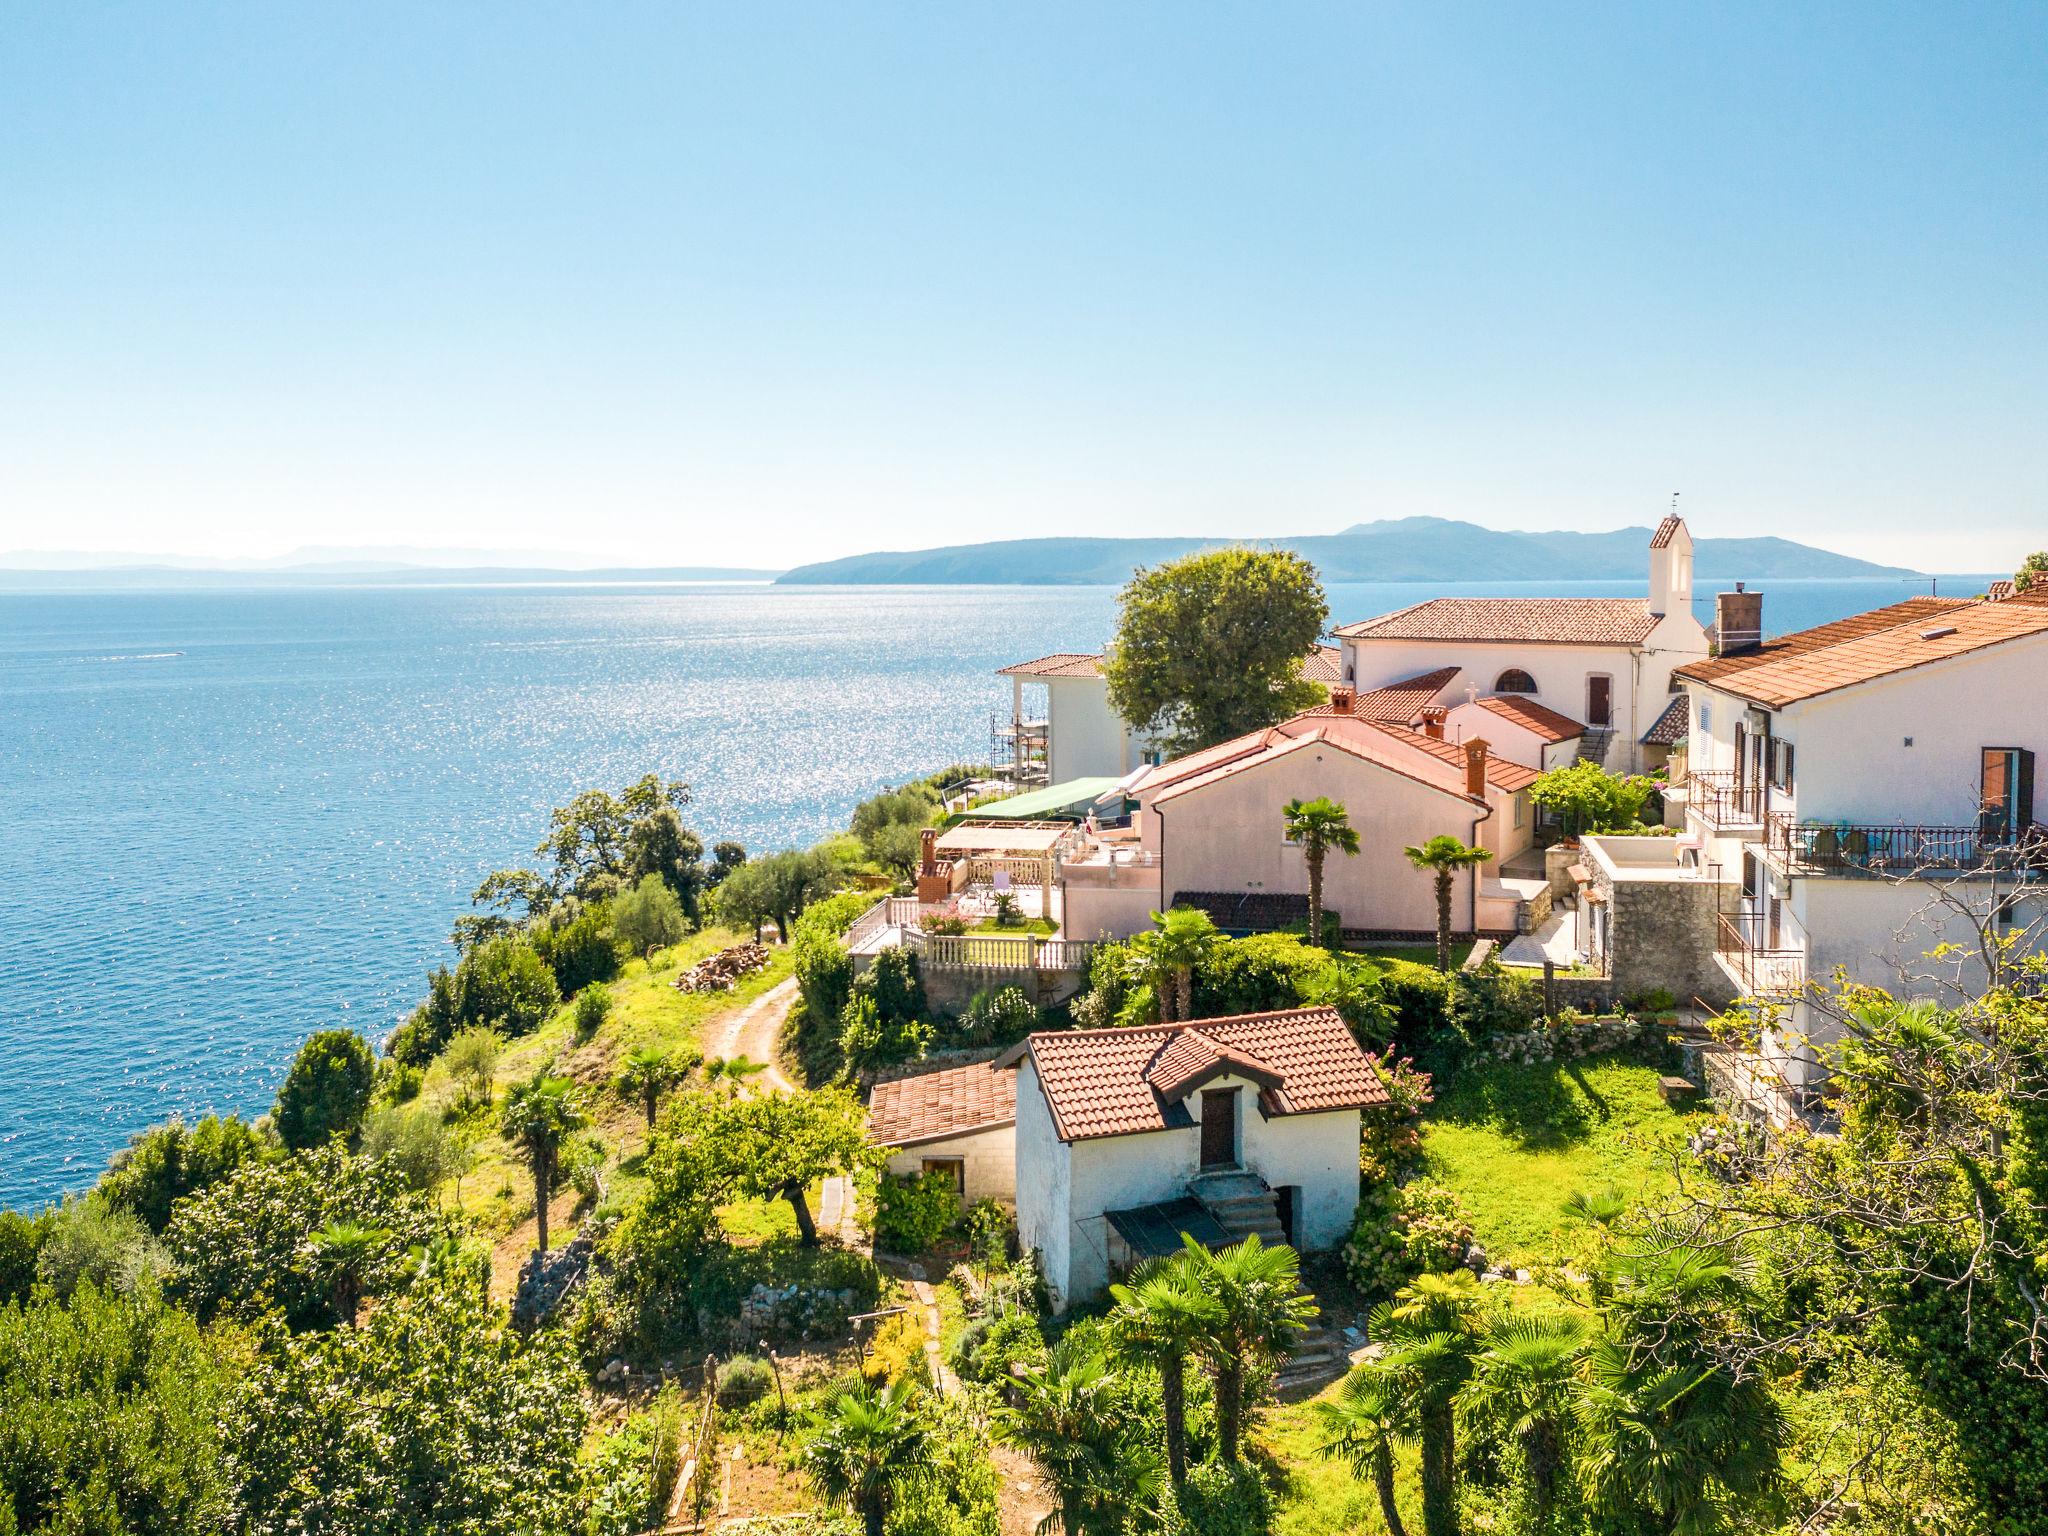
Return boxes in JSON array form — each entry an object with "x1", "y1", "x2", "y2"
[
  {"x1": 1561, "y1": 1186, "x2": 1629, "y2": 1228},
  {"x1": 1283, "y1": 797, "x2": 1361, "y2": 947},
  {"x1": 804, "y1": 1376, "x2": 934, "y2": 1536},
  {"x1": 1575, "y1": 1339, "x2": 1786, "y2": 1536},
  {"x1": 1402, "y1": 835, "x2": 1494, "y2": 971},
  {"x1": 1370, "y1": 1271, "x2": 1486, "y2": 1536},
  {"x1": 1467, "y1": 1313, "x2": 1587, "y2": 1529},
  {"x1": 991, "y1": 1332, "x2": 1158, "y2": 1536},
  {"x1": 1146, "y1": 906, "x2": 1220, "y2": 1022},
  {"x1": 1109, "y1": 1254, "x2": 1220, "y2": 1486},
  {"x1": 1181, "y1": 1233, "x2": 1317, "y2": 1463},
  {"x1": 309, "y1": 1218, "x2": 388, "y2": 1327},
  {"x1": 614, "y1": 1047, "x2": 682, "y2": 1129},
  {"x1": 704, "y1": 1054, "x2": 769, "y2": 1095},
  {"x1": 1316, "y1": 1364, "x2": 1415, "y2": 1536},
  {"x1": 498, "y1": 1070, "x2": 588, "y2": 1255}
]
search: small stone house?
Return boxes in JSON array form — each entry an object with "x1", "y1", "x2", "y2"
[
  {"x1": 866, "y1": 1060, "x2": 1017, "y2": 1207},
  {"x1": 994, "y1": 1007, "x2": 1390, "y2": 1311}
]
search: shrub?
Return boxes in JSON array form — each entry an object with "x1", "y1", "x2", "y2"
[
  {"x1": 874, "y1": 1169, "x2": 960, "y2": 1255},
  {"x1": 530, "y1": 900, "x2": 620, "y2": 995},
  {"x1": 614, "y1": 873, "x2": 687, "y2": 962},
  {"x1": 861, "y1": 1309, "x2": 930, "y2": 1386},
  {"x1": 1359, "y1": 1054, "x2": 1434, "y2": 1186},
  {"x1": 1450, "y1": 960, "x2": 1543, "y2": 1041},
  {"x1": 1528, "y1": 760, "x2": 1659, "y2": 836},
  {"x1": 0, "y1": 1209, "x2": 51, "y2": 1306},
  {"x1": 1193, "y1": 932, "x2": 1334, "y2": 1017},
  {"x1": 440, "y1": 1025, "x2": 504, "y2": 1109},
  {"x1": 391, "y1": 937, "x2": 560, "y2": 1066},
  {"x1": 953, "y1": 986, "x2": 1037, "y2": 1046},
  {"x1": 962, "y1": 1198, "x2": 1014, "y2": 1266},
  {"x1": 379, "y1": 1061, "x2": 424, "y2": 1104},
  {"x1": 95, "y1": 1114, "x2": 265, "y2": 1232},
  {"x1": 274, "y1": 1029, "x2": 377, "y2": 1150},
  {"x1": 359, "y1": 1105, "x2": 461, "y2": 1194},
  {"x1": 1070, "y1": 939, "x2": 1136, "y2": 1029},
  {"x1": 864, "y1": 946, "x2": 925, "y2": 1025},
  {"x1": 35, "y1": 1195, "x2": 169, "y2": 1300},
  {"x1": 952, "y1": 1307, "x2": 1045, "y2": 1384},
  {"x1": 1380, "y1": 962, "x2": 1454, "y2": 1055},
  {"x1": 1627, "y1": 986, "x2": 1678, "y2": 1015},
  {"x1": 574, "y1": 984, "x2": 614, "y2": 1039},
  {"x1": 918, "y1": 913, "x2": 968, "y2": 937},
  {"x1": 715, "y1": 1354, "x2": 776, "y2": 1408},
  {"x1": 1344, "y1": 1181, "x2": 1474, "y2": 1296},
  {"x1": 837, "y1": 994, "x2": 933, "y2": 1080},
  {"x1": 1172, "y1": 1460, "x2": 1275, "y2": 1535}
]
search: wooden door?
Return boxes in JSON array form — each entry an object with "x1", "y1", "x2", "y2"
[
  {"x1": 1200, "y1": 1089, "x2": 1237, "y2": 1169},
  {"x1": 1587, "y1": 675, "x2": 1613, "y2": 727}
]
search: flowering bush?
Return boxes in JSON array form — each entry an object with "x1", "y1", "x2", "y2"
[
  {"x1": 1343, "y1": 1181, "x2": 1474, "y2": 1296},
  {"x1": 1470, "y1": 1011, "x2": 1645, "y2": 1067},
  {"x1": 918, "y1": 913, "x2": 968, "y2": 937},
  {"x1": 1360, "y1": 1054, "x2": 1433, "y2": 1186}
]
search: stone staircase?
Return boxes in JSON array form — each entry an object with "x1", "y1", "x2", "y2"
[
  {"x1": 1188, "y1": 1169, "x2": 1289, "y2": 1246},
  {"x1": 1576, "y1": 726, "x2": 1616, "y2": 767}
]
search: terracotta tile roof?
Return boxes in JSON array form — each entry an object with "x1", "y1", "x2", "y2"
[
  {"x1": 1334, "y1": 597, "x2": 1660, "y2": 647},
  {"x1": 999, "y1": 1007, "x2": 1390, "y2": 1143},
  {"x1": 1378, "y1": 723, "x2": 1541, "y2": 792},
  {"x1": 1301, "y1": 645, "x2": 1345, "y2": 683},
  {"x1": 1650, "y1": 515, "x2": 1685, "y2": 549},
  {"x1": 1145, "y1": 1031, "x2": 1283, "y2": 1100},
  {"x1": 1148, "y1": 719, "x2": 1494, "y2": 809},
  {"x1": 998, "y1": 652, "x2": 1104, "y2": 679},
  {"x1": 1988, "y1": 580, "x2": 2016, "y2": 602},
  {"x1": 1469, "y1": 694, "x2": 1584, "y2": 742},
  {"x1": 1672, "y1": 597, "x2": 1968, "y2": 686},
  {"x1": 1640, "y1": 695, "x2": 1688, "y2": 746},
  {"x1": 1685, "y1": 599, "x2": 2048, "y2": 708},
  {"x1": 1002, "y1": 647, "x2": 1346, "y2": 685},
  {"x1": 1299, "y1": 666, "x2": 1460, "y2": 723},
  {"x1": 867, "y1": 1061, "x2": 1016, "y2": 1147}
]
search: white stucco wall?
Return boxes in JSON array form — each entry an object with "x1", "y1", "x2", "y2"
[
  {"x1": 1060, "y1": 877, "x2": 1164, "y2": 941},
  {"x1": 1237, "y1": 1095, "x2": 1364, "y2": 1251},
  {"x1": 1046, "y1": 676, "x2": 1166, "y2": 782},
  {"x1": 1343, "y1": 623, "x2": 1705, "y2": 773},
  {"x1": 882, "y1": 1120, "x2": 1018, "y2": 1207},
  {"x1": 1440, "y1": 702, "x2": 1551, "y2": 771},
  {"x1": 1062, "y1": 1122, "x2": 1204, "y2": 1308},
  {"x1": 1011, "y1": 1061, "x2": 1074, "y2": 1306},
  {"x1": 1147, "y1": 745, "x2": 1500, "y2": 933}
]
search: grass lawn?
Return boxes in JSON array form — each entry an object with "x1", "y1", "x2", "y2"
[
  {"x1": 1264, "y1": 1395, "x2": 1423, "y2": 1536},
  {"x1": 1421, "y1": 1052, "x2": 1703, "y2": 1269},
  {"x1": 967, "y1": 917, "x2": 1059, "y2": 936}
]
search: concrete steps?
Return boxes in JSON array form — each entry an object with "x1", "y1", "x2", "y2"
[
  {"x1": 1576, "y1": 727, "x2": 1616, "y2": 766},
  {"x1": 1189, "y1": 1169, "x2": 1288, "y2": 1247}
]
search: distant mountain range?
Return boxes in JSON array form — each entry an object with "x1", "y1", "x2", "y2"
[{"x1": 776, "y1": 517, "x2": 1919, "y2": 585}]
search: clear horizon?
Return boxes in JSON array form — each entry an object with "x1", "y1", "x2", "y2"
[{"x1": 2, "y1": 4, "x2": 2043, "y2": 572}]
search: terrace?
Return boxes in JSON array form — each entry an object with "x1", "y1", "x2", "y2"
[
  {"x1": 1713, "y1": 909, "x2": 1807, "y2": 998},
  {"x1": 1765, "y1": 816, "x2": 2048, "y2": 880},
  {"x1": 1685, "y1": 768, "x2": 1767, "y2": 833}
]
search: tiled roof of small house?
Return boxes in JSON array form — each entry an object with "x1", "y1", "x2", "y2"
[
  {"x1": 1640, "y1": 695, "x2": 1689, "y2": 746},
  {"x1": 1301, "y1": 645, "x2": 1345, "y2": 683},
  {"x1": 867, "y1": 1061, "x2": 1016, "y2": 1147},
  {"x1": 1988, "y1": 579, "x2": 2016, "y2": 602},
  {"x1": 1674, "y1": 597, "x2": 2048, "y2": 708},
  {"x1": 1383, "y1": 723, "x2": 1541, "y2": 791},
  {"x1": 1468, "y1": 694, "x2": 1584, "y2": 742},
  {"x1": 1298, "y1": 666, "x2": 1461, "y2": 723},
  {"x1": 1334, "y1": 597, "x2": 1660, "y2": 647},
  {"x1": 1672, "y1": 597, "x2": 1966, "y2": 686},
  {"x1": 997, "y1": 1007, "x2": 1389, "y2": 1143}
]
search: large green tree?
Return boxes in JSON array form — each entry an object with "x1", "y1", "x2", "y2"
[
  {"x1": 680, "y1": 1086, "x2": 871, "y2": 1244},
  {"x1": 274, "y1": 1028, "x2": 377, "y2": 1150},
  {"x1": 0, "y1": 1282, "x2": 236, "y2": 1535},
  {"x1": 613, "y1": 871, "x2": 688, "y2": 963},
  {"x1": 231, "y1": 1266, "x2": 586, "y2": 1536},
  {"x1": 1100, "y1": 545, "x2": 1329, "y2": 753},
  {"x1": 96, "y1": 1113, "x2": 264, "y2": 1232}
]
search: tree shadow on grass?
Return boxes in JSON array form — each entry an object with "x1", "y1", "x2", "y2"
[{"x1": 1433, "y1": 1060, "x2": 1597, "y2": 1150}]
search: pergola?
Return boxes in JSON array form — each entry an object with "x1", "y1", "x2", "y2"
[{"x1": 932, "y1": 820, "x2": 1073, "y2": 912}]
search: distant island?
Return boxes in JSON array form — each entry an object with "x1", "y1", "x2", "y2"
[{"x1": 776, "y1": 516, "x2": 1920, "y2": 585}]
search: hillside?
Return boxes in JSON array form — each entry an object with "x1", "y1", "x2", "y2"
[{"x1": 775, "y1": 515, "x2": 1918, "y2": 585}]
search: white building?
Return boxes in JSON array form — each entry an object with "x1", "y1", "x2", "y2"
[
  {"x1": 996, "y1": 1006, "x2": 1388, "y2": 1311},
  {"x1": 996, "y1": 647, "x2": 1345, "y2": 785},
  {"x1": 1332, "y1": 517, "x2": 1709, "y2": 773},
  {"x1": 1607, "y1": 587, "x2": 2048, "y2": 1106}
]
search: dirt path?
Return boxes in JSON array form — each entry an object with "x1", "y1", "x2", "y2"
[{"x1": 703, "y1": 977, "x2": 797, "y2": 1094}]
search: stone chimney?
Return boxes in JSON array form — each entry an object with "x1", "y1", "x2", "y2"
[
  {"x1": 1715, "y1": 583, "x2": 1764, "y2": 655},
  {"x1": 1328, "y1": 684, "x2": 1355, "y2": 715},
  {"x1": 1420, "y1": 706, "x2": 1447, "y2": 740},
  {"x1": 919, "y1": 827, "x2": 938, "y2": 876},
  {"x1": 1464, "y1": 738, "x2": 1490, "y2": 799}
]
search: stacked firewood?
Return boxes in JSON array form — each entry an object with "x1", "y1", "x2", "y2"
[{"x1": 673, "y1": 941, "x2": 771, "y2": 993}]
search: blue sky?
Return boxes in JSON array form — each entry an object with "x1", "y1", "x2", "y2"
[{"x1": 1, "y1": 3, "x2": 2041, "y2": 571}]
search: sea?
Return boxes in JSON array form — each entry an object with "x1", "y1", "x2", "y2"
[{"x1": 0, "y1": 574, "x2": 1982, "y2": 1206}]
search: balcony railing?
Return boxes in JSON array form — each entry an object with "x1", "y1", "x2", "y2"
[
  {"x1": 1767, "y1": 819, "x2": 2048, "y2": 879},
  {"x1": 1687, "y1": 769, "x2": 1767, "y2": 831},
  {"x1": 1715, "y1": 911, "x2": 1806, "y2": 997}
]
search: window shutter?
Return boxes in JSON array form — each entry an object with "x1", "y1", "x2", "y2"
[{"x1": 2020, "y1": 748, "x2": 2036, "y2": 832}]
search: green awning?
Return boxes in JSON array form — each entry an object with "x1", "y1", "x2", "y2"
[{"x1": 967, "y1": 777, "x2": 1124, "y2": 820}]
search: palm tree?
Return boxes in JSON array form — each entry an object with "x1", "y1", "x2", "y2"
[
  {"x1": 1575, "y1": 1340, "x2": 1785, "y2": 1536},
  {"x1": 990, "y1": 1332, "x2": 1157, "y2": 1536},
  {"x1": 614, "y1": 1047, "x2": 681, "y2": 1129},
  {"x1": 1370, "y1": 1271, "x2": 1487, "y2": 1536},
  {"x1": 1316, "y1": 1364, "x2": 1414, "y2": 1536},
  {"x1": 1283, "y1": 797, "x2": 1361, "y2": 948},
  {"x1": 1109, "y1": 1255, "x2": 1220, "y2": 1487},
  {"x1": 1139, "y1": 906, "x2": 1220, "y2": 1022},
  {"x1": 1467, "y1": 1313, "x2": 1587, "y2": 1530},
  {"x1": 498, "y1": 1070, "x2": 588, "y2": 1255},
  {"x1": 704, "y1": 1054, "x2": 768, "y2": 1095},
  {"x1": 1181, "y1": 1233, "x2": 1317, "y2": 1464},
  {"x1": 804, "y1": 1376, "x2": 934, "y2": 1536},
  {"x1": 310, "y1": 1219, "x2": 388, "y2": 1327},
  {"x1": 1402, "y1": 835, "x2": 1493, "y2": 971}
]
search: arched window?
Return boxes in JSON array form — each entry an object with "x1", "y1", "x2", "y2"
[{"x1": 1494, "y1": 668, "x2": 1538, "y2": 695}]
